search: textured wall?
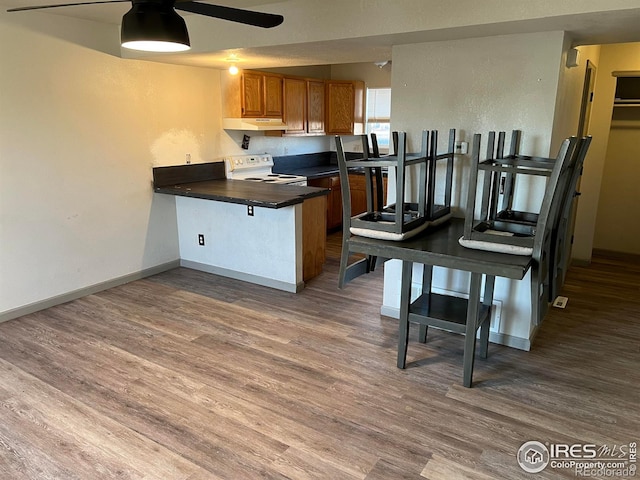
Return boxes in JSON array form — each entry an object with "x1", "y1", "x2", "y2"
[
  {"x1": 382, "y1": 31, "x2": 567, "y2": 345},
  {"x1": 0, "y1": 12, "x2": 216, "y2": 315},
  {"x1": 573, "y1": 42, "x2": 640, "y2": 259}
]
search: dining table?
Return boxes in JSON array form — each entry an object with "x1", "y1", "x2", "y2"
[{"x1": 346, "y1": 217, "x2": 532, "y2": 387}]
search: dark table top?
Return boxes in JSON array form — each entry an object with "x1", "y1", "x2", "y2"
[
  {"x1": 154, "y1": 179, "x2": 328, "y2": 209},
  {"x1": 347, "y1": 218, "x2": 532, "y2": 279}
]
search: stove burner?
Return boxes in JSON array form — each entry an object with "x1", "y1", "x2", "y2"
[
  {"x1": 244, "y1": 177, "x2": 264, "y2": 181},
  {"x1": 278, "y1": 175, "x2": 297, "y2": 179},
  {"x1": 262, "y1": 179, "x2": 277, "y2": 182}
]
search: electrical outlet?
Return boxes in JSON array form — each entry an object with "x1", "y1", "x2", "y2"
[
  {"x1": 198, "y1": 234, "x2": 205, "y2": 246},
  {"x1": 454, "y1": 141, "x2": 468, "y2": 154},
  {"x1": 247, "y1": 205, "x2": 254, "y2": 216},
  {"x1": 553, "y1": 296, "x2": 568, "y2": 308}
]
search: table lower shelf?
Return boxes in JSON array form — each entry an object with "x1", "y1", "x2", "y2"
[{"x1": 408, "y1": 293, "x2": 491, "y2": 334}]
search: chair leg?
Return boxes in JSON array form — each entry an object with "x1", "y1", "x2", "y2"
[
  {"x1": 338, "y1": 231, "x2": 351, "y2": 289},
  {"x1": 478, "y1": 274, "x2": 495, "y2": 359},
  {"x1": 418, "y1": 264, "x2": 433, "y2": 343},
  {"x1": 397, "y1": 260, "x2": 413, "y2": 369},
  {"x1": 368, "y1": 255, "x2": 377, "y2": 272},
  {"x1": 530, "y1": 262, "x2": 542, "y2": 326},
  {"x1": 418, "y1": 325, "x2": 428, "y2": 343}
]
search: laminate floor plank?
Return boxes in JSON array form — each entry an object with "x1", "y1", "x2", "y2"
[
  {"x1": 0, "y1": 233, "x2": 638, "y2": 479},
  {"x1": 0, "y1": 359, "x2": 199, "y2": 480},
  {"x1": 0, "y1": 316, "x2": 297, "y2": 479}
]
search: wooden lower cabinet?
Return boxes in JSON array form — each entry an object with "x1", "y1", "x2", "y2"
[
  {"x1": 308, "y1": 173, "x2": 387, "y2": 231},
  {"x1": 348, "y1": 173, "x2": 387, "y2": 216},
  {"x1": 308, "y1": 176, "x2": 342, "y2": 231},
  {"x1": 302, "y1": 195, "x2": 327, "y2": 281}
]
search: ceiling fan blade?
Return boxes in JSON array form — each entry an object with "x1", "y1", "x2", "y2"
[
  {"x1": 175, "y1": 2, "x2": 283, "y2": 28},
  {"x1": 7, "y1": 0, "x2": 129, "y2": 13}
]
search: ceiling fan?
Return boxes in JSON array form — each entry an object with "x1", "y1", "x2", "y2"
[{"x1": 7, "y1": 1, "x2": 285, "y2": 52}]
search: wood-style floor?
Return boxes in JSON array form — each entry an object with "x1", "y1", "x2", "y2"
[{"x1": 1, "y1": 234, "x2": 639, "y2": 479}]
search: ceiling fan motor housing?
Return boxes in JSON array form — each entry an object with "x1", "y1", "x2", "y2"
[{"x1": 121, "y1": 0, "x2": 190, "y2": 51}]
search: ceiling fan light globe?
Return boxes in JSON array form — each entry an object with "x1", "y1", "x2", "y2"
[
  {"x1": 121, "y1": 3, "x2": 190, "y2": 53},
  {"x1": 121, "y1": 40, "x2": 190, "y2": 52}
]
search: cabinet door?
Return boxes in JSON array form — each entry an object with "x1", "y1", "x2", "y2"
[
  {"x1": 264, "y1": 74, "x2": 283, "y2": 117},
  {"x1": 327, "y1": 176, "x2": 343, "y2": 230},
  {"x1": 308, "y1": 176, "x2": 343, "y2": 231},
  {"x1": 325, "y1": 81, "x2": 355, "y2": 134},
  {"x1": 307, "y1": 80, "x2": 326, "y2": 134},
  {"x1": 283, "y1": 77, "x2": 307, "y2": 134},
  {"x1": 348, "y1": 174, "x2": 368, "y2": 216},
  {"x1": 348, "y1": 173, "x2": 388, "y2": 216},
  {"x1": 241, "y1": 72, "x2": 265, "y2": 117}
]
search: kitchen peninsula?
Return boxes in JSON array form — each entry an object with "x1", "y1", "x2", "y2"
[{"x1": 153, "y1": 161, "x2": 328, "y2": 293}]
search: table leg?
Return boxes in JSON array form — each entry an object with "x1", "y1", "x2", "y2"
[
  {"x1": 478, "y1": 274, "x2": 495, "y2": 359},
  {"x1": 463, "y1": 272, "x2": 482, "y2": 387},
  {"x1": 418, "y1": 264, "x2": 433, "y2": 343},
  {"x1": 397, "y1": 260, "x2": 413, "y2": 369}
]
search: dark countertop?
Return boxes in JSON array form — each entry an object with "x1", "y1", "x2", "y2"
[
  {"x1": 272, "y1": 151, "x2": 387, "y2": 179},
  {"x1": 277, "y1": 165, "x2": 340, "y2": 179},
  {"x1": 154, "y1": 179, "x2": 328, "y2": 209}
]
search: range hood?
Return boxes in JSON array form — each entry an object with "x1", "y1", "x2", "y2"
[{"x1": 222, "y1": 118, "x2": 289, "y2": 131}]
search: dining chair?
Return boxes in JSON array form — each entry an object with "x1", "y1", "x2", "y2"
[
  {"x1": 336, "y1": 129, "x2": 460, "y2": 288},
  {"x1": 335, "y1": 132, "x2": 430, "y2": 287},
  {"x1": 460, "y1": 134, "x2": 578, "y2": 325},
  {"x1": 549, "y1": 136, "x2": 592, "y2": 301}
]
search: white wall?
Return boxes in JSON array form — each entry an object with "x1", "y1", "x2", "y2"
[
  {"x1": 594, "y1": 106, "x2": 640, "y2": 254},
  {"x1": 0, "y1": 11, "x2": 340, "y2": 320},
  {"x1": 176, "y1": 197, "x2": 303, "y2": 292},
  {"x1": 573, "y1": 42, "x2": 640, "y2": 259},
  {"x1": 0, "y1": 11, "x2": 213, "y2": 317},
  {"x1": 330, "y1": 63, "x2": 392, "y2": 88},
  {"x1": 383, "y1": 31, "x2": 569, "y2": 348}
]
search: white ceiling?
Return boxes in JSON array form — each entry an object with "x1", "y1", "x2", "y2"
[
  {"x1": 3, "y1": 0, "x2": 640, "y2": 70},
  {"x1": 1, "y1": 0, "x2": 283, "y2": 24}
]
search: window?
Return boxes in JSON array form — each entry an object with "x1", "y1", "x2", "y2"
[{"x1": 365, "y1": 88, "x2": 391, "y2": 153}]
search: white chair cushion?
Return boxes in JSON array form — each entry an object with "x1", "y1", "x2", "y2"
[
  {"x1": 350, "y1": 213, "x2": 452, "y2": 242},
  {"x1": 458, "y1": 236, "x2": 533, "y2": 256}
]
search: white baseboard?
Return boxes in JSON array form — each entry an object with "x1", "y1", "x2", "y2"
[
  {"x1": 181, "y1": 260, "x2": 304, "y2": 293},
  {"x1": 0, "y1": 260, "x2": 180, "y2": 324}
]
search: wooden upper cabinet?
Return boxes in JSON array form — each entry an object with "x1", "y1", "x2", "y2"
[
  {"x1": 284, "y1": 77, "x2": 326, "y2": 136},
  {"x1": 241, "y1": 72, "x2": 265, "y2": 117},
  {"x1": 222, "y1": 70, "x2": 362, "y2": 135},
  {"x1": 326, "y1": 80, "x2": 365, "y2": 135},
  {"x1": 264, "y1": 73, "x2": 283, "y2": 117},
  {"x1": 228, "y1": 71, "x2": 283, "y2": 118},
  {"x1": 283, "y1": 77, "x2": 307, "y2": 135},
  {"x1": 307, "y1": 80, "x2": 326, "y2": 135}
]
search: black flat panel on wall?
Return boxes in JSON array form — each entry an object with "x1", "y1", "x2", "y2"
[
  {"x1": 152, "y1": 162, "x2": 226, "y2": 187},
  {"x1": 615, "y1": 76, "x2": 640, "y2": 102}
]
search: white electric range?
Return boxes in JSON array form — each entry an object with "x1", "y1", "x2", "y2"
[{"x1": 223, "y1": 154, "x2": 307, "y2": 186}]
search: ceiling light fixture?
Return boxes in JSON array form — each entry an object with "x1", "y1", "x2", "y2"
[
  {"x1": 225, "y1": 54, "x2": 240, "y2": 74},
  {"x1": 121, "y1": 2, "x2": 190, "y2": 53}
]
